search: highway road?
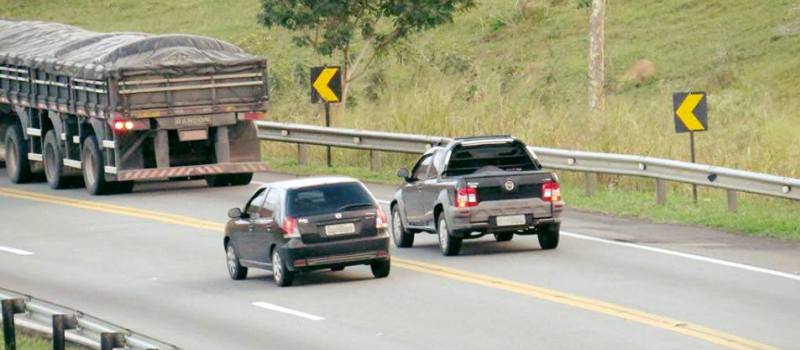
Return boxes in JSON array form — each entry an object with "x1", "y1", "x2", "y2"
[{"x1": 1, "y1": 171, "x2": 799, "y2": 349}]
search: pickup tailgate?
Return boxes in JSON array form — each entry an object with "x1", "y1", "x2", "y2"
[{"x1": 462, "y1": 170, "x2": 555, "y2": 202}]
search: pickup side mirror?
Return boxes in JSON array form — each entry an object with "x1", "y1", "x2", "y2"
[
  {"x1": 228, "y1": 207, "x2": 243, "y2": 219},
  {"x1": 396, "y1": 168, "x2": 411, "y2": 182}
]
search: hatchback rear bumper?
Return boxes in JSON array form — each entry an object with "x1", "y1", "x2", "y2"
[{"x1": 279, "y1": 233, "x2": 390, "y2": 272}]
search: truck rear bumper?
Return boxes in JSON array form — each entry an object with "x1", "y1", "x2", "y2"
[{"x1": 113, "y1": 161, "x2": 269, "y2": 181}]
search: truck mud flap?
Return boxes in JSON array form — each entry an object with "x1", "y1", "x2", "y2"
[{"x1": 115, "y1": 161, "x2": 268, "y2": 181}]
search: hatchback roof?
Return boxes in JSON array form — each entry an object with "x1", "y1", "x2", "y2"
[{"x1": 260, "y1": 176, "x2": 361, "y2": 190}]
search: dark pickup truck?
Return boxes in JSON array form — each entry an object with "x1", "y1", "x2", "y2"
[{"x1": 390, "y1": 136, "x2": 564, "y2": 256}]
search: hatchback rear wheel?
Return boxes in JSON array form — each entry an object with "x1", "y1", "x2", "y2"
[
  {"x1": 226, "y1": 243, "x2": 248, "y2": 280},
  {"x1": 272, "y1": 249, "x2": 294, "y2": 287}
]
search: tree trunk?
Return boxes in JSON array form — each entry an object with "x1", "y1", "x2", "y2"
[{"x1": 588, "y1": 0, "x2": 606, "y2": 116}]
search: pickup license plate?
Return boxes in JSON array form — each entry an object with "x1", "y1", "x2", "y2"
[
  {"x1": 325, "y1": 223, "x2": 356, "y2": 236},
  {"x1": 496, "y1": 215, "x2": 526, "y2": 227}
]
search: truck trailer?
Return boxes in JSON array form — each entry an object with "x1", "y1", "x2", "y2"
[{"x1": 0, "y1": 20, "x2": 269, "y2": 194}]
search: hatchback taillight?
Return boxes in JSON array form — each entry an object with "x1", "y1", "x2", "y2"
[
  {"x1": 456, "y1": 187, "x2": 478, "y2": 208},
  {"x1": 282, "y1": 216, "x2": 301, "y2": 238},
  {"x1": 542, "y1": 181, "x2": 561, "y2": 202},
  {"x1": 376, "y1": 207, "x2": 388, "y2": 229}
]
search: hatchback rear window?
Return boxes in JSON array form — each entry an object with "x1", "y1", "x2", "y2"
[{"x1": 286, "y1": 182, "x2": 375, "y2": 217}]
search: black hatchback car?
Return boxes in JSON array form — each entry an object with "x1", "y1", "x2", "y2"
[{"x1": 224, "y1": 177, "x2": 391, "y2": 286}]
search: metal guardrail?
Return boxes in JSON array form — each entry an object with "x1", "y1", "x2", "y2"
[
  {"x1": 0, "y1": 287, "x2": 179, "y2": 350},
  {"x1": 255, "y1": 121, "x2": 800, "y2": 208}
]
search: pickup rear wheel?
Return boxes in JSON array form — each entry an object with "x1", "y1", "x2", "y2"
[
  {"x1": 4, "y1": 123, "x2": 33, "y2": 183},
  {"x1": 371, "y1": 260, "x2": 391, "y2": 278},
  {"x1": 437, "y1": 217, "x2": 462, "y2": 256},
  {"x1": 537, "y1": 223, "x2": 560, "y2": 250},
  {"x1": 494, "y1": 233, "x2": 514, "y2": 242},
  {"x1": 391, "y1": 206, "x2": 415, "y2": 248}
]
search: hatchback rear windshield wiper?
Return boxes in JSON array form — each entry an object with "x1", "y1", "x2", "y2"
[{"x1": 337, "y1": 203, "x2": 375, "y2": 211}]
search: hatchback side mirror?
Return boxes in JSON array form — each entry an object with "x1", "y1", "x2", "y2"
[
  {"x1": 396, "y1": 168, "x2": 411, "y2": 182},
  {"x1": 228, "y1": 207, "x2": 243, "y2": 219}
]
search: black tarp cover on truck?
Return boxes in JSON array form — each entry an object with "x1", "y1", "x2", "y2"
[{"x1": 0, "y1": 19, "x2": 264, "y2": 79}]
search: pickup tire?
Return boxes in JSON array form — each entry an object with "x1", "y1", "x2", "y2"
[
  {"x1": 537, "y1": 223, "x2": 560, "y2": 250},
  {"x1": 82, "y1": 135, "x2": 114, "y2": 195},
  {"x1": 494, "y1": 233, "x2": 514, "y2": 242},
  {"x1": 391, "y1": 206, "x2": 415, "y2": 248},
  {"x1": 437, "y1": 217, "x2": 462, "y2": 256},
  {"x1": 371, "y1": 260, "x2": 391, "y2": 278},
  {"x1": 4, "y1": 123, "x2": 33, "y2": 183},
  {"x1": 206, "y1": 173, "x2": 253, "y2": 187}
]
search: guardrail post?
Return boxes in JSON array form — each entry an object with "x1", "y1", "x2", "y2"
[
  {"x1": 655, "y1": 179, "x2": 667, "y2": 205},
  {"x1": 52, "y1": 314, "x2": 78, "y2": 350},
  {"x1": 727, "y1": 190, "x2": 738, "y2": 213},
  {"x1": 369, "y1": 150, "x2": 380, "y2": 171},
  {"x1": 583, "y1": 173, "x2": 597, "y2": 196},
  {"x1": 2, "y1": 298, "x2": 26, "y2": 350},
  {"x1": 297, "y1": 144, "x2": 308, "y2": 166},
  {"x1": 100, "y1": 332, "x2": 126, "y2": 350}
]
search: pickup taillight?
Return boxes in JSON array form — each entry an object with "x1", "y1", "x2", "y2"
[
  {"x1": 542, "y1": 181, "x2": 561, "y2": 202},
  {"x1": 456, "y1": 187, "x2": 479, "y2": 208}
]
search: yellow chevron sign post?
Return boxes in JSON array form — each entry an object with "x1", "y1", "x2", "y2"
[
  {"x1": 311, "y1": 66, "x2": 343, "y2": 167},
  {"x1": 673, "y1": 91, "x2": 708, "y2": 202}
]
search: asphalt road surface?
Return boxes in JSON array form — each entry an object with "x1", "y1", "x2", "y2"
[{"x1": 1, "y1": 171, "x2": 798, "y2": 350}]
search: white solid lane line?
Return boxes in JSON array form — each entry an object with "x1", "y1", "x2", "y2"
[
  {"x1": 0, "y1": 246, "x2": 34, "y2": 256},
  {"x1": 562, "y1": 231, "x2": 800, "y2": 282},
  {"x1": 252, "y1": 301, "x2": 326, "y2": 321}
]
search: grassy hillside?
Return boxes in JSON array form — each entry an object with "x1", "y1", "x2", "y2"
[{"x1": 3, "y1": 0, "x2": 799, "y2": 237}]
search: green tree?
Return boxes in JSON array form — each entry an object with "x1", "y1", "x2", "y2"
[{"x1": 258, "y1": 0, "x2": 475, "y2": 109}]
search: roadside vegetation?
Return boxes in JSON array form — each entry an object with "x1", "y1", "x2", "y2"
[
  {"x1": 3, "y1": 0, "x2": 798, "y2": 238},
  {"x1": 0, "y1": 328, "x2": 83, "y2": 350}
]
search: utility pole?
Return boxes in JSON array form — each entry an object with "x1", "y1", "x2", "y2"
[{"x1": 589, "y1": 0, "x2": 606, "y2": 116}]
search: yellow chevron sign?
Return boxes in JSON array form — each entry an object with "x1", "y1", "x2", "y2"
[
  {"x1": 311, "y1": 66, "x2": 342, "y2": 103},
  {"x1": 673, "y1": 92, "x2": 708, "y2": 133}
]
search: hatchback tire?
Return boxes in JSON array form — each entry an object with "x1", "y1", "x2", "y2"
[
  {"x1": 226, "y1": 243, "x2": 248, "y2": 280},
  {"x1": 391, "y1": 206, "x2": 414, "y2": 248},
  {"x1": 538, "y1": 223, "x2": 560, "y2": 250},
  {"x1": 272, "y1": 249, "x2": 294, "y2": 287},
  {"x1": 371, "y1": 260, "x2": 391, "y2": 278}
]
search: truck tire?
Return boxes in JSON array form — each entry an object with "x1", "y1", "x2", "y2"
[
  {"x1": 437, "y1": 216, "x2": 462, "y2": 256},
  {"x1": 537, "y1": 223, "x2": 560, "y2": 250},
  {"x1": 4, "y1": 123, "x2": 33, "y2": 183},
  {"x1": 371, "y1": 260, "x2": 391, "y2": 278},
  {"x1": 206, "y1": 173, "x2": 253, "y2": 187},
  {"x1": 43, "y1": 130, "x2": 71, "y2": 189},
  {"x1": 391, "y1": 206, "x2": 415, "y2": 248},
  {"x1": 82, "y1": 135, "x2": 114, "y2": 195},
  {"x1": 494, "y1": 233, "x2": 514, "y2": 242}
]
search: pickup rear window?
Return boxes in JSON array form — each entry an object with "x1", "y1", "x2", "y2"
[
  {"x1": 445, "y1": 142, "x2": 540, "y2": 176},
  {"x1": 286, "y1": 182, "x2": 375, "y2": 217}
]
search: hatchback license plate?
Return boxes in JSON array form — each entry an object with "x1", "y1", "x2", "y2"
[
  {"x1": 325, "y1": 223, "x2": 356, "y2": 236},
  {"x1": 496, "y1": 215, "x2": 526, "y2": 227}
]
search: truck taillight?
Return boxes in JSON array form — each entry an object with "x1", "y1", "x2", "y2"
[
  {"x1": 111, "y1": 119, "x2": 147, "y2": 132},
  {"x1": 240, "y1": 112, "x2": 263, "y2": 121},
  {"x1": 376, "y1": 207, "x2": 388, "y2": 229},
  {"x1": 542, "y1": 181, "x2": 561, "y2": 202},
  {"x1": 456, "y1": 187, "x2": 478, "y2": 208},
  {"x1": 282, "y1": 216, "x2": 301, "y2": 238}
]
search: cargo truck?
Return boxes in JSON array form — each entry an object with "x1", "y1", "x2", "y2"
[{"x1": 0, "y1": 20, "x2": 269, "y2": 194}]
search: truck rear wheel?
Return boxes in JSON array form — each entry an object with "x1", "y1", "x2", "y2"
[
  {"x1": 82, "y1": 135, "x2": 114, "y2": 195},
  {"x1": 4, "y1": 123, "x2": 33, "y2": 183},
  {"x1": 206, "y1": 173, "x2": 253, "y2": 187},
  {"x1": 43, "y1": 130, "x2": 75, "y2": 189},
  {"x1": 537, "y1": 223, "x2": 560, "y2": 250}
]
